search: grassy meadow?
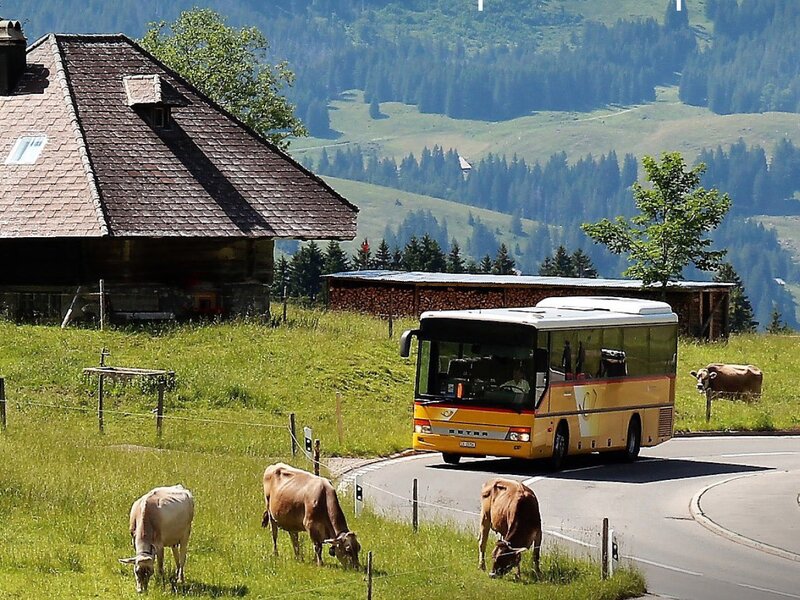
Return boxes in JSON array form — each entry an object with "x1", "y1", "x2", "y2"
[{"x1": 0, "y1": 311, "x2": 650, "y2": 599}]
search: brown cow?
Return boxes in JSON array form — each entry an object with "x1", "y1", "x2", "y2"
[
  {"x1": 262, "y1": 463, "x2": 361, "y2": 569},
  {"x1": 119, "y1": 484, "x2": 195, "y2": 593},
  {"x1": 690, "y1": 364, "x2": 763, "y2": 399},
  {"x1": 478, "y1": 478, "x2": 542, "y2": 579}
]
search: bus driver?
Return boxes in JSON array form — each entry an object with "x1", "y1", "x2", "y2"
[{"x1": 501, "y1": 366, "x2": 530, "y2": 394}]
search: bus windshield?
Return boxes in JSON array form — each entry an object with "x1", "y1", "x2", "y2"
[{"x1": 417, "y1": 338, "x2": 546, "y2": 411}]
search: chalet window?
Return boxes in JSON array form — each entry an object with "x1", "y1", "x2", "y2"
[
  {"x1": 5, "y1": 135, "x2": 47, "y2": 164},
  {"x1": 152, "y1": 107, "x2": 172, "y2": 129}
]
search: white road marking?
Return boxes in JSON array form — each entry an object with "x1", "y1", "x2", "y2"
[
  {"x1": 624, "y1": 555, "x2": 703, "y2": 576},
  {"x1": 736, "y1": 583, "x2": 800, "y2": 599},
  {"x1": 719, "y1": 452, "x2": 799, "y2": 458},
  {"x1": 546, "y1": 529, "x2": 595, "y2": 548}
]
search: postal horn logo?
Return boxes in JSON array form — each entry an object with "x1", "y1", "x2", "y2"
[{"x1": 440, "y1": 408, "x2": 456, "y2": 420}]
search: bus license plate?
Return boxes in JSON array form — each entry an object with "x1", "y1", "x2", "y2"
[{"x1": 460, "y1": 441, "x2": 476, "y2": 448}]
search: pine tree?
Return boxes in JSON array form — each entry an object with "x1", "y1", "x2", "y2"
[
  {"x1": 492, "y1": 243, "x2": 516, "y2": 275},
  {"x1": 352, "y1": 238, "x2": 373, "y2": 271},
  {"x1": 446, "y1": 239, "x2": 465, "y2": 273},
  {"x1": 465, "y1": 258, "x2": 479, "y2": 274},
  {"x1": 289, "y1": 241, "x2": 325, "y2": 300},
  {"x1": 391, "y1": 247, "x2": 404, "y2": 270},
  {"x1": 767, "y1": 307, "x2": 792, "y2": 334},
  {"x1": 539, "y1": 245, "x2": 576, "y2": 276},
  {"x1": 402, "y1": 236, "x2": 423, "y2": 271},
  {"x1": 271, "y1": 254, "x2": 291, "y2": 298},
  {"x1": 420, "y1": 234, "x2": 447, "y2": 272},
  {"x1": 571, "y1": 249, "x2": 598, "y2": 278},
  {"x1": 374, "y1": 238, "x2": 392, "y2": 270},
  {"x1": 510, "y1": 210, "x2": 523, "y2": 236},
  {"x1": 323, "y1": 240, "x2": 350, "y2": 274},
  {"x1": 369, "y1": 97, "x2": 382, "y2": 119},
  {"x1": 479, "y1": 254, "x2": 493, "y2": 273},
  {"x1": 714, "y1": 262, "x2": 757, "y2": 333}
]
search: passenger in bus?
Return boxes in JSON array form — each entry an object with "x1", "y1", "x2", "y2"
[{"x1": 501, "y1": 366, "x2": 530, "y2": 394}]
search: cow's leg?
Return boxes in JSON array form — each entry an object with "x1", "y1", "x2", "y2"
[
  {"x1": 478, "y1": 514, "x2": 491, "y2": 570},
  {"x1": 270, "y1": 518, "x2": 279, "y2": 557},
  {"x1": 314, "y1": 540, "x2": 323, "y2": 566},
  {"x1": 289, "y1": 531, "x2": 301, "y2": 560},
  {"x1": 171, "y1": 545, "x2": 181, "y2": 582},
  {"x1": 532, "y1": 529, "x2": 542, "y2": 579},
  {"x1": 156, "y1": 546, "x2": 166, "y2": 585}
]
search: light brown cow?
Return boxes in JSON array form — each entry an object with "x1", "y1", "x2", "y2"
[
  {"x1": 119, "y1": 484, "x2": 195, "y2": 593},
  {"x1": 262, "y1": 463, "x2": 361, "y2": 569},
  {"x1": 690, "y1": 364, "x2": 763, "y2": 399},
  {"x1": 478, "y1": 478, "x2": 542, "y2": 579}
]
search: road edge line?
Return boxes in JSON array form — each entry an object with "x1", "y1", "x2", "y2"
[{"x1": 690, "y1": 472, "x2": 800, "y2": 563}]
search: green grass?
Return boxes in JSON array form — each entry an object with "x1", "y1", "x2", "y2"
[
  {"x1": 291, "y1": 87, "x2": 800, "y2": 173},
  {"x1": 322, "y1": 176, "x2": 556, "y2": 256},
  {"x1": 0, "y1": 312, "x2": 796, "y2": 597},
  {"x1": 676, "y1": 334, "x2": 800, "y2": 432}
]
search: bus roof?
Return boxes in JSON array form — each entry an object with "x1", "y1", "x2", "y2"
[{"x1": 419, "y1": 296, "x2": 678, "y2": 330}]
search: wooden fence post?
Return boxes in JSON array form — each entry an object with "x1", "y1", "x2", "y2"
[
  {"x1": 412, "y1": 478, "x2": 418, "y2": 533},
  {"x1": 98, "y1": 373, "x2": 105, "y2": 434},
  {"x1": 99, "y1": 279, "x2": 105, "y2": 331},
  {"x1": 289, "y1": 412, "x2": 297, "y2": 457},
  {"x1": 388, "y1": 314, "x2": 393, "y2": 338},
  {"x1": 156, "y1": 378, "x2": 165, "y2": 439},
  {"x1": 705, "y1": 390, "x2": 713, "y2": 422},
  {"x1": 601, "y1": 517, "x2": 609, "y2": 580},
  {"x1": 313, "y1": 439, "x2": 320, "y2": 476},
  {"x1": 1, "y1": 377, "x2": 6, "y2": 431},
  {"x1": 366, "y1": 551, "x2": 373, "y2": 600},
  {"x1": 282, "y1": 285, "x2": 287, "y2": 323}
]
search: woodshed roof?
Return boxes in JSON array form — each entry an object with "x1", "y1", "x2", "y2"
[
  {"x1": 326, "y1": 270, "x2": 734, "y2": 291},
  {"x1": 0, "y1": 34, "x2": 358, "y2": 239}
]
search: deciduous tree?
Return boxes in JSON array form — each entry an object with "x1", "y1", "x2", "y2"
[
  {"x1": 141, "y1": 8, "x2": 307, "y2": 150},
  {"x1": 582, "y1": 152, "x2": 731, "y2": 294}
]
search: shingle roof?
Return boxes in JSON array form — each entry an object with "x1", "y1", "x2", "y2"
[{"x1": 0, "y1": 34, "x2": 358, "y2": 239}]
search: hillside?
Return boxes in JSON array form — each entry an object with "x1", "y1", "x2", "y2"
[{"x1": 292, "y1": 87, "x2": 800, "y2": 168}]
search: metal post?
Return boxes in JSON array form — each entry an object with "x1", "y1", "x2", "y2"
[
  {"x1": 354, "y1": 474, "x2": 363, "y2": 517},
  {"x1": 313, "y1": 439, "x2": 320, "y2": 476},
  {"x1": 601, "y1": 517, "x2": 609, "y2": 580},
  {"x1": 99, "y1": 279, "x2": 105, "y2": 331},
  {"x1": 98, "y1": 373, "x2": 105, "y2": 434},
  {"x1": 412, "y1": 478, "x2": 418, "y2": 533},
  {"x1": 1, "y1": 377, "x2": 6, "y2": 431},
  {"x1": 156, "y1": 379, "x2": 165, "y2": 439},
  {"x1": 289, "y1": 412, "x2": 297, "y2": 457},
  {"x1": 366, "y1": 551, "x2": 373, "y2": 600}
]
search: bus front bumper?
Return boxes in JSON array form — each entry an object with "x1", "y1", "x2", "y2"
[{"x1": 413, "y1": 433, "x2": 539, "y2": 459}]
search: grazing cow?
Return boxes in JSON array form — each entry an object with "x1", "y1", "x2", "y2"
[
  {"x1": 262, "y1": 463, "x2": 361, "y2": 569},
  {"x1": 690, "y1": 364, "x2": 763, "y2": 399},
  {"x1": 119, "y1": 484, "x2": 195, "y2": 593},
  {"x1": 478, "y1": 478, "x2": 542, "y2": 579}
]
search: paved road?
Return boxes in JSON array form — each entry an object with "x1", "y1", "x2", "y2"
[{"x1": 341, "y1": 437, "x2": 800, "y2": 600}]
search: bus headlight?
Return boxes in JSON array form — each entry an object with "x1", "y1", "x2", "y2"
[
  {"x1": 506, "y1": 427, "x2": 531, "y2": 442},
  {"x1": 414, "y1": 419, "x2": 432, "y2": 434}
]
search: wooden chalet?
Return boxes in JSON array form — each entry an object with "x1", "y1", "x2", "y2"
[{"x1": 0, "y1": 21, "x2": 357, "y2": 321}]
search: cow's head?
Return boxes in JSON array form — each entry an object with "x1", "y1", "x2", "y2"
[
  {"x1": 324, "y1": 531, "x2": 361, "y2": 569},
  {"x1": 489, "y1": 539, "x2": 526, "y2": 578},
  {"x1": 690, "y1": 368, "x2": 717, "y2": 393},
  {"x1": 119, "y1": 553, "x2": 155, "y2": 593}
]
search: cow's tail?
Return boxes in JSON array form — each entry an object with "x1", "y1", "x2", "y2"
[{"x1": 261, "y1": 509, "x2": 271, "y2": 528}]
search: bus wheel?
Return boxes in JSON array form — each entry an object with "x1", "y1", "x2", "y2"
[
  {"x1": 442, "y1": 452, "x2": 461, "y2": 465},
  {"x1": 623, "y1": 417, "x2": 641, "y2": 462},
  {"x1": 550, "y1": 423, "x2": 569, "y2": 471}
]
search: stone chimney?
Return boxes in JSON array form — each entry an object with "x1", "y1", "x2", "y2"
[{"x1": 0, "y1": 19, "x2": 26, "y2": 95}]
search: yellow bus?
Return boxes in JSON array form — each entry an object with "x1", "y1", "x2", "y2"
[{"x1": 400, "y1": 296, "x2": 677, "y2": 469}]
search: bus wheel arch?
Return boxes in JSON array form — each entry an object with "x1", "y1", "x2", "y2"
[
  {"x1": 624, "y1": 414, "x2": 642, "y2": 461},
  {"x1": 550, "y1": 421, "x2": 569, "y2": 471},
  {"x1": 442, "y1": 452, "x2": 461, "y2": 465}
]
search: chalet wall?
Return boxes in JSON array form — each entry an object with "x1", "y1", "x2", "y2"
[{"x1": 0, "y1": 237, "x2": 275, "y2": 320}]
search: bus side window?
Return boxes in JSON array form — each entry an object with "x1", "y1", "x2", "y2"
[{"x1": 600, "y1": 348, "x2": 627, "y2": 378}]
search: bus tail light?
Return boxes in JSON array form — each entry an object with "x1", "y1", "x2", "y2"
[
  {"x1": 456, "y1": 382, "x2": 464, "y2": 398},
  {"x1": 414, "y1": 419, "x2": 432, "y2": 434},
  {"x1": 506, "y1": 427, "x2": 530, "y2": 442}
]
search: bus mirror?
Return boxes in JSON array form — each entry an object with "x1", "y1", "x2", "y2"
[{"x1": 399, "y1": 329, "x2": 419, "y2": 358}]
